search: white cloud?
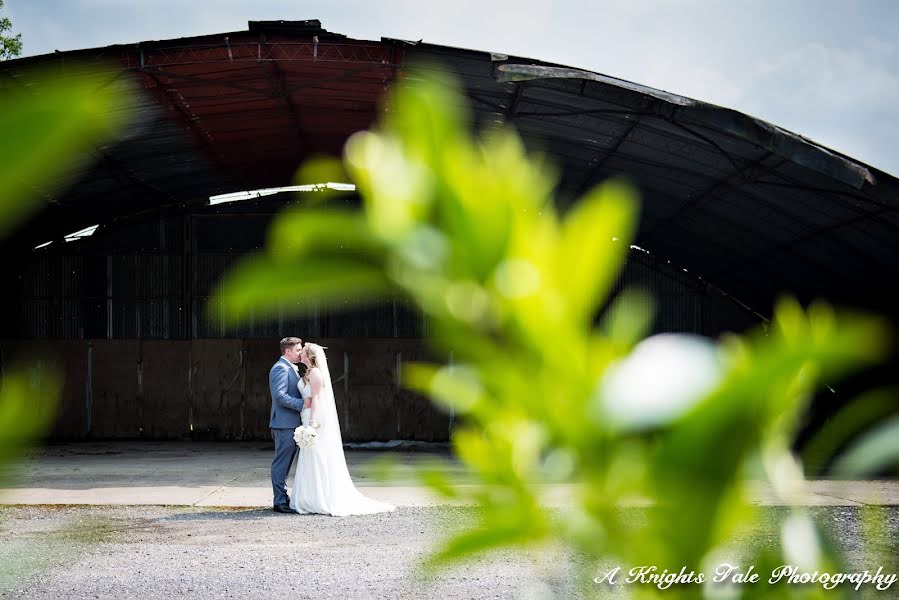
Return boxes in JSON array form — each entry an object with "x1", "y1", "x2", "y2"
[{"x1": 734, "y1": 39, "x2": 899, "y2": 174}]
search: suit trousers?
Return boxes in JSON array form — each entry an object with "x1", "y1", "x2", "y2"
[{"x1": 271, "y1": 427, "x2": 298, "y2": 506}]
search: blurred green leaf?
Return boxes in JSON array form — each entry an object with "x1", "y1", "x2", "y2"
[
  {"x1": 211, "y1": 254, "x2": 393, "y2": 326},
  {"x1": 832, "y1": 415, "x2": 899, "y2": 477},
  {"x1": 267, "y1": 207, "x2": 385, "y2": 259},
  {"x1": 436, "y1": 138, "x2": 513, "y2": 281},
  {"x1": 557, "y1": 180, "x2": 638, "y2": 323},
  {"x1": 383, "y1": 68, "x2": 468, "y2": 168},
  {"x1": 423, "y1": 524, "x2": 522, "y2": 570},
  {"x1": 599, "y1": 288, "x2": 656, "y2": 353},
  {"x1": 0, "y1": 361, "x2": 62, "y2": 485},
  {"x1": 418, "y1": 465, "x2": 460, "y2": 499},
  {"x1": 344, "y1": 130, "x2": 434, "y2": 240},
  {"x1": 404, "y1": 363, "x2": 486, "y2": 417},
  {"x1": 646, "y1": 306, "x2": 887, "y2": 567},
  {"x1": 801, "y1": 388, "x2": 898, "y2": 471},
  {"x1": 294, "y1": 155, "x2": 347, "y2": 184},
  {"x1": 423, "y1": 490, "x2": 547, "y2": 569},
  {"x1": 0, "y1": 67, "x2": 132, "y2": 236}
]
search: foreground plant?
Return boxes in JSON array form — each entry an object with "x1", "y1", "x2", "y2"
[{"x1": 215, "y1": 69, "x2": 894, "y2": 598}]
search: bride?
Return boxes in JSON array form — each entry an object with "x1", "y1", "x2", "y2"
[{"x1": 289, "y1": 342, "x2": 396, "y2": 516}]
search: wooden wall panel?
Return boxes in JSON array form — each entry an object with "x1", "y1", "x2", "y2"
[
  {"x1": 140, "y1": 340, "x2": 189, "y2": 439},
  {"x1": 52, "y1": 341, "x2": 89, "y2": 439},
  {"x1": 190, "y1": 339, "x2": 243, "y2": 439},
  {"x1": 89, "y1": 340, "x2": 140, "y2": 437},
  {"x1": 3, "y1": 337, "x2": 449, "y2": 442},
  {"x1": 394, "y1": 339, "x2": 449, "y2": 442},
  {"x1": 243, "y1": 339, "x2": 280, "y2": 439},
  {"x1": 347, "y1": 384, "x2": 397, "y2": 441},
  {"x1": 345, "y1": 339, "x2": 393, "y2": 385}
]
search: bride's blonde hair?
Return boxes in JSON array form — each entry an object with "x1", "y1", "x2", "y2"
[
  {"x1": 302, "y1": 343, "x2": 326, "y2": 382},
  {"x1": 303, "y1": 345, "x2": 319, "y2": 367}
]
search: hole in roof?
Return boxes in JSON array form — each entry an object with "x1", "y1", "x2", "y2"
[
  {"x1": 208, "y1": 183, "x2": 355, "y2": 205},
  {"x1": 64, "y1": 224, "x2": 99, "y2": 242}
]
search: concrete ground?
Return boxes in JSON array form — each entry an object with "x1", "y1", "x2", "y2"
[
  {"x1": 1, "y1": 443, "x2": 897, "y2": 599},
  {"x1": 0, "y1": 442, "x2": 897, "y2": 507}
]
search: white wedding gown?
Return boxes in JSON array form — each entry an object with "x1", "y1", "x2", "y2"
[{"x1": 289, "y1": 348, "x2": 396, "y2": 517}]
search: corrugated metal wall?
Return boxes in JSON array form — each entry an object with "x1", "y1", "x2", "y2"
[
  {"x1": 16, "y1": 255, "x2": 84, "y2": 338},
  {"x1": 3, "y1": 214, "x2": 759, "y2": 340},
  {"x1": 613, "y1": 255, "x2": 759, "y2": 335},
  {"x1": 1, "y1": 208, "x2": 762, "y2": 441}
]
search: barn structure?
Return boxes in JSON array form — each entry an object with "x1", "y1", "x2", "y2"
[{"x1": 2, "y1": 20, "x2": 897, "y2": 444}]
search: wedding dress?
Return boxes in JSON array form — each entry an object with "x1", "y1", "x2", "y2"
[{"x1": 289, "y1": 345, "x2": 396, "y2": 516}]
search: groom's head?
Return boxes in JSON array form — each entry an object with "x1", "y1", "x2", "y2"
[{"x1": 279, "y1": 337, "x2": 303, "y2": 363}]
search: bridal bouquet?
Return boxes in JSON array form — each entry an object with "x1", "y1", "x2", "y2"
[{"x1": 293, "y1": 425, "x2": 318, "y2": 449}]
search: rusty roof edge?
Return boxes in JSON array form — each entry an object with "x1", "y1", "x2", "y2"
[{"x1": 496, "y1": 63, "x2": 876, "y2": 190}]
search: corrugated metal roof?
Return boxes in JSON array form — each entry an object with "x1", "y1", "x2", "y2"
[{"x1": 2, "y1": 19, "x2": 898, "y2": 320}]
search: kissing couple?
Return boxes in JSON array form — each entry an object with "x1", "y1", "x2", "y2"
[{"x1": 268, "y1": 337, "x2": 396, "y2": 516}]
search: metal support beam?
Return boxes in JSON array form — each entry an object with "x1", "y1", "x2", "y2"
[
  {"x1": 93, "y1": 149, "x2": 181, "y2": 206},
  {"x1": 142, "y1": 66, "x2": 268, "y2": 96},
  {"x1": 505, "y1": 83, "x2": 525, "y2": 119},
  {"x1": 125, "y1": 41, "x2": 393, "y2": 69},
  {"x1": 718, "y1": 201, "x2": 899, "y2": 281},
  {"x1": 137, "y1": 69, "x2": 251, "y2": 192},
  {"x1": 262, "y1": 58, "x2": 305, "y2": 147},
  {"x1": 641, "y1": 152, "x2": 776, "y2": 243},
  {"x1": 467, "y1": 91, "x2": 506, "y2": 113},
  {"x1": 573, "y1": 103, "x2": 650, "y2": 196}
]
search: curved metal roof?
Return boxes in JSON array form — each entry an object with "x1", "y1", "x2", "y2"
[{"x1": 3, "y1": 19, "x2": 898, "y2": 319}]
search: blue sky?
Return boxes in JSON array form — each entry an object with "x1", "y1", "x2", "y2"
[{"x1": 7, "y1": 0, "x2": 899, "y2": 177}]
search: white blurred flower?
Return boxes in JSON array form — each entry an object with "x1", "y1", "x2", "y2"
[{"x1": 595, "y1": 334, "x2": 723, "y2": 430}]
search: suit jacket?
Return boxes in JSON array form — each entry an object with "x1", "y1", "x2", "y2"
[{"x1": 269, "y1": 356, "x2": 304, "y2": 429}]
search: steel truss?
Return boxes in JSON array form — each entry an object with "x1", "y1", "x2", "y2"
[{"x1": 125, "y1": 41, "x2": 394, "y2": 69}]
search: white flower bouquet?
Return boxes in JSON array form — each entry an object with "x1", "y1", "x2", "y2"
[{"x1": 293, "y1": 425, "x2": 318, "y2": 449}]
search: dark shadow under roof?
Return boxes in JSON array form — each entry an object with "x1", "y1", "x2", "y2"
[{"x1": 3, "y1": 19, "x2": 898, "y2": 320}]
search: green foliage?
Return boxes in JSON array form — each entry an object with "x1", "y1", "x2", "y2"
[
  {"x1": 0, "y1": 0, "x2": 22, "y2": 61},
  {"x1": 0, "y1": 512, "x2": 117, "y2": 592},
  {"x1": 0, "y1": 361, "x2": 61, "y2": 486},
  {"x1": 831, "y1": 415, "x2": 899, "y2": 477},
  {"x1": 0, "y1": 65, "x2": 131, "y2": 237},
  {"x1": 214, "y1": 67, "x2": 893, "y2": 597},
  {"x1": 802, "y1": 387, "x2": 899, "y2": 477}
]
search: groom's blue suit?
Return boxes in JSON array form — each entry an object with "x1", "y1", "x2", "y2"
[{"x1": 269, "y1": 356, "x2": 305, "y2": 507}]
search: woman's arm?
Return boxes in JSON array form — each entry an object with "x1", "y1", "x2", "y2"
[{"x1": 308, "y1": 367, "x2": 323, "y2": 427}]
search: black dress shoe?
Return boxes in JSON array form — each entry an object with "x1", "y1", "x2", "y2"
[{"x1": 273, "y1": 503, "x2": 297, "y2": 514}]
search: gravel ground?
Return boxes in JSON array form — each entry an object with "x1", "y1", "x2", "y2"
[{"x1": 0, "y1": 506, "x2": 897, "y2": 599}]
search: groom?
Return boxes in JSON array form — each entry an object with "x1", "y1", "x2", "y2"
[{"x1": 269, "y1": 336, "x2": 306, "y2": 514}]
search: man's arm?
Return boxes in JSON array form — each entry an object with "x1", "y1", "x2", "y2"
[{"x1": 270, "y1": 365, "x2": 304, "y2": 412}]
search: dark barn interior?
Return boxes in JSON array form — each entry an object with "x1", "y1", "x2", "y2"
[{"x1": 2, "y1": 20, "x2": 897, "y2": 447}]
